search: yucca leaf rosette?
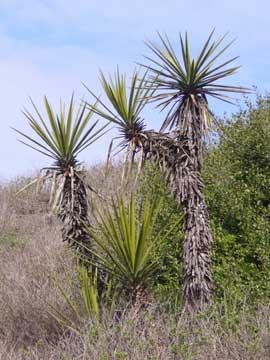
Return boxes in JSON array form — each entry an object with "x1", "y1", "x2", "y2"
[
  {"x1": 13, "y1": 95, "x2": 108, "y2": 255},
  {"x1": 143, "y1": 30, "x2": 250, "y2": 134},
  {"x1": 84, "y1": 194, "x2": 181, "y2": 305},
  {"x1": 84, "y1": 69, "x2": 155, "y2": 181}
]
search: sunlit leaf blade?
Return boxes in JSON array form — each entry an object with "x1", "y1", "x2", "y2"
[
  {"x1": 84, "y1": 68, "x2": 154, "y2": 147},
  {"x1": 13, "y1": 95, "x2": 109, "y2": 170},
  {"x1": 49, "y1": 265, "x2": 118, "y2": 331},
  {"x1": 142, "y1": 30, "x2": 251, "y2": 132},
  {"x1": 82, "y1": 194, "x2": 181, "y2": 301}
]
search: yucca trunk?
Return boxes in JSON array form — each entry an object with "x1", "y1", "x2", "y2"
[
  {"x1": 57, "y1": 169, "x2": 93, "y2": 258},
  {"x1": 142, "y1": 127, "x2": 213, "y2": 311},
  {"x1": 176, "y1": 134, "x2": 213, "y2": 311},
  {"x1": 128, "y1": 286, "x2": 150, "y2": 308}
]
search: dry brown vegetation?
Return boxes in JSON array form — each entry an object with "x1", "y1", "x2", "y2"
[{"x1": 1, "y1": 167, "x2": 270, "y2": 359}]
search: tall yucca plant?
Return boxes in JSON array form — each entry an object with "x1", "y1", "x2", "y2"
[
  {"x1": 142, "y1": 31, "x2": 250, "y2": 311},
  {"x1": 84, "y1": 68, "x2": 154, "y2": 181},
  {"x1": 13, "y1": 96, "x2": 108, "y2": 255}
]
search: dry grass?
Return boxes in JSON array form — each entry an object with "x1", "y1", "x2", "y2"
[
  {"x1": 0, "y1": 176, "x2": 74, "y2": 355},
  {"x1": 1, "y1": 170, "x2": 270, "y2": 359},
  {"x1": 1, "y1": 303, "x2": 270, "y2": 359}
]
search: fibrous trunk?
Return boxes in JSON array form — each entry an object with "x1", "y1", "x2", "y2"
[
  {"x1": 58, "y1": 170, "x2": 93, "y2": 259},
  {"x1": 141, "y1": 127, "x2": 213, "y2": 311},
  {"x1": 173, "y1": 133, "x2": 213, "y2": 311}
]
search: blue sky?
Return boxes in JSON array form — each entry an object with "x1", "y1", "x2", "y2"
[{"x1": 0, "y1": 0, "x2": 269, "y2": 179}]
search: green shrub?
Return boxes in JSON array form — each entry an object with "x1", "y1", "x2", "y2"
[
  {"x1": 139, "y1": 94, "x2": 270, "y2": 304},
  {"x1": 138, "y1": 163, "x2": 184, "y2": 303},
  {"x1": 205, "y1": 94, "x2": 270, "y2": 301}
]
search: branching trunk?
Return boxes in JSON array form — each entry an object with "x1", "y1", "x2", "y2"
[{"x1": 141, "y1": 128, "x2": 213, "y2": 311}]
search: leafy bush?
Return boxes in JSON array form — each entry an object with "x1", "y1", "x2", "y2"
[
  {"x1": 139, "y1": 94, "x2": 270, "y2": 304},
  {"x1": 204, "y1": 94, "x2": 270, "y2": 301},
  {"x1": 138, "y1": 163, "x2": 184, "y2": 303}
]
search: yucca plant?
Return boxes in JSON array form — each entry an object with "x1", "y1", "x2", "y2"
[
  {"x1": 84, "y1": 68, "x2": 182, "y2": 187},
  {"x1": 84, "y1": 194, "x2": 180, "y2": 306},
  {"x1": 142, "y1": 31, "x2": 250, "y2": 310},
  {"x1": 84, "y1": 68, "x2": 157, "y2": 181},
  {"x1": 49, "y1": 265, "x2": 118, "y2": 334},
  {"x1": 13, "y1": 96, "x2": 108, "y2": 256}
]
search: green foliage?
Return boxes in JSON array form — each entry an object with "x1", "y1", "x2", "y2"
[
  {"x1": 13, "y1": 95, "x2": 108, "y2": 168},
  {"x1": 85, "y1": 69, "x2": 153, "y2": 179},
  {"x1": 85, "y1": 69, "x2": 151, "y2": 134},
  {"x1": 12, "y1": 95, "x2": 108, "y2": 240},
  {"x1": 0, "y1": 230, "x2": 19, "y2": 249},
  {"x1": 139, "y1": 94, "x2": 270, "y2": 304},
  {"x1": 49, "y1": 265, "x2": 118, "y2": 333},
  {"x1": 204, "y1": 94, "x2": 270, "y2": 301},
  {"x1": 138, "y1": 163, "x2": 184, "y2": 301},
  {"x1": 142, "y1": 30, "x2": 249, "y2": 131},
  {"x1": 85, "y1": 194, "x2": 181, "y2": 302}
]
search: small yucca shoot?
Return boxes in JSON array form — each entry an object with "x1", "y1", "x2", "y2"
[{"x1": 49, "y1": 265, "x2": 118, "y2": 333}]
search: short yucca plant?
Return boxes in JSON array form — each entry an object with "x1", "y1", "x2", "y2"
[
  {"x1": 49, "y1": 265, "x2": 118, "y2": 334},
  {"x1": 84, "y1": 194, "x2": 181, "y2": 306},
  {"x1": 13, "y1": 95, "x2": 108, "y2": 255}
]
